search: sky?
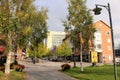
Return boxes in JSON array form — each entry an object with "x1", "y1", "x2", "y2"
[{"x1": 34, "y1": 0, "x2": 120, "y2": 46}]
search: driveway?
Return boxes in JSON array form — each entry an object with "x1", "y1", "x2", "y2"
[{"x1": 21, "y1": 59, "x2": 76, "y2": 80}]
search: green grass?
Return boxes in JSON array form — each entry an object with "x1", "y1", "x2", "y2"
[
  {"x1": 62, "y1": 65, "x2": 120, "y2": 80},
  {"x1": 0, "y1": 71, "x2": 25, "y2": 80}
]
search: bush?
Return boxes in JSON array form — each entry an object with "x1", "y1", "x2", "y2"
[
  {"x1": 10, "y1": 60, "x2": 18, "y2": 69},
  {"x1": 11, "y1": 64, "x2": 25, "y2": 72},
  {"x1": 61, "y1": 63, "x2": 71, "y2": 71},
  {"x1": 0, "y1": 56, "x2": 7, "y2": 66},
  {"x1": 13, "y1": 60, "x2": 18, "y2": 65},
  {"x1": 0, "y1": 66, "x2": 4, "y2": 71}
]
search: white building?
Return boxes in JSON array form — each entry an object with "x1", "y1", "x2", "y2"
[{"x1": 45, "y1": 31, "x2": 66, "y2": 49}]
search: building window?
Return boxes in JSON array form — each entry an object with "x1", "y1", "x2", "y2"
[
  {"x1": 108, "y1": 46, "x2": 112, "y2": 50},
  {"x1": 97, "y1": 44, "x2": 102, "y2": 49},
  {"x1": 99, "y1": 24, "x2": 102, "y2": 27},
  {"x1": 96, "y1": 28, "x2": 101, "y2": 32},
  {"x1": 107, "y1": 39, "x2": 111, "y2": 43},
  {"x1": 109, "y1": 55, "x2": 112, "y2": 60},
  {"x1": 107, "y1": 31, "x2": 110, "y2": 36}
]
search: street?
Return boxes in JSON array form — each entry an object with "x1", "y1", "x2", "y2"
[{"x1": 21, "y1": 59, "x2": 78, "y2": 80}]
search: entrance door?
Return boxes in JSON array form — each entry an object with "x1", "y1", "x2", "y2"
[{"x1": 97, "y1": 52, "x2": 102, "y2": 63}]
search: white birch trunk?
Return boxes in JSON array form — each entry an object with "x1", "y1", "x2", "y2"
[
  {"x1": 4, "y1": 52, "x2": 11, "y2": 74},
  {"x1": 4, "y1": 30, "x2": 12, "y2": 74},
  {"x1": 4, "y1": 0, "x2": 13, "y2": 74}
]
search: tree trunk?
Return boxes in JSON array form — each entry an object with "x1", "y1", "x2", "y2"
[
  {"x1": 73, "y1": 48, "x2": 76, "y2": 67},
  {"x1": 4, "y1": 32, "x2": 12, "y2": 74},
  {"x1": 4, "y1": 52, "x2": 11, "y2": 74}
]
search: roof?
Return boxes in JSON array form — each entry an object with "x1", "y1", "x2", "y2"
[{"x1": 94, "y1": 20, "x2": 111, "y2": 29}]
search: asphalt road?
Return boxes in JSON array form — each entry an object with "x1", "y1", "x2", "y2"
[{"x1": 21, "y1": 59, "x2": 77, "y2": 80}]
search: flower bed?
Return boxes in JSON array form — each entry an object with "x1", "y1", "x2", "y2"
[
  {"x1": 61, "y1": 63, "x2": 71, "y2": 71},
  {"x1": 11, "y1": 64, "x2": 25, "y2": 72},
  {"x1": 0, "y1": 66, "x2": 4, "y2": 71}
]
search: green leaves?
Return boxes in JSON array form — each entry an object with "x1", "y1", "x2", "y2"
[
  {"x1": 28, "y1": 43, "x2": 49, "y2": 58},
  {"x1": 56, "y1": 42, "x2": 72, "y2": 57},
  {"x1": 29, "y1": 7, "x2": 48, "y2": 48}
]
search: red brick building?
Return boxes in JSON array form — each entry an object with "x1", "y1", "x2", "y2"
[{"x1": 93, "y1": 20, "x2": 113, "y2": 63}]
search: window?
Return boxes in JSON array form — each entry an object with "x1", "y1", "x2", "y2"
[
  {"x1": 96, "y1": 28, "x2": 101, "y2": 32},
  {"x1": 107, "y1": 39, "x2": 111, "y2": 43},
  {"x1": 108, "y1": 46, "x2": 112, "y2": 50},
  {"x1": 107, "y1": 31, "x2": 110, "y2": 36},
  {"x1": 97, "y1": 44, "x2": 102, "y2": 49},
  {"x1": 109, "y1": 55, "x2": 112, "y2": 60},
  {"x1": 99, "y1": 24, "x2": 102, "y2": 27}
]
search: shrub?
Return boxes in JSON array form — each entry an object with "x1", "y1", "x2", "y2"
[
  {"x1": 10, "y1": 60, "x2": 18, "y2": 69},
  {"x1": 13, "y1": 60, "x2": 18, "y2": 65},
  {"x1": 11, "y1": 64, "x2": 25, "y2": 72},
  {"x1": 0, "y1": 66, "x2": 4, "y2": 71},
  {"x1": 0, "y1": 56, "x2": 7, "y2": 66},
  {"x1": 61, "y1": 63, "x2": 71, "y2": 71}
]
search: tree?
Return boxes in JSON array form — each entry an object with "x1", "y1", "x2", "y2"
[
  {"x1": 11, "y1": 0, "x2": 48, "y2": 54},
  {"x1": 28, "y1": 7, "x2": 48, "y2": 58},
  {"x1": 63, "y1": 0, "x2": 96, "y2": 68},
  {"x1": 37, "y1": 43, "x2": 49, "y2": 57},
  {"x1": 29, "y1": 43, "x2": 49, "y2": 58},
  {"x1": 13, "y1": 0, "x2": 36, "y2": 51},
  {"x1": 65, "y1": 0, "x2": 96, "y2": 56},
  {"x1": 0, "y1": 0, "x2": 48, "y2": 74},
  {"x1": 56, "y1": 42, "x2": 72, "y2": 59},
  {"x1": 0, "y1": 0, "x2": 18, "y2": 74}
]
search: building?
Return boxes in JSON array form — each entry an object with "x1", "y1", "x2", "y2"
[
  {"x1": 45, "y1": 31, "x2": 66, "y2": 49},
  {"x1": 45, "y1": 21, "x2": 113, "y2": 63},
  {"x1": 93, "y1": 20, "x2": 113, "y2": 63}
]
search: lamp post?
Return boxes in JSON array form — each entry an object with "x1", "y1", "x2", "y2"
[{"x1": 93, "y1": 3, "x2": 118, "y2": 80}]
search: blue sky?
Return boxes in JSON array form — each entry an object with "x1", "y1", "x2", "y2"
[{"x1": 34, "y1": 0, "x2": 120, "y2": 45}]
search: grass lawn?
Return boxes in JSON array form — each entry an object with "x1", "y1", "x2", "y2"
[
  {"x1": 62, "y1": 65, "x2": 120, "y2": 80},
  {"x1": 0, "y1": 71, "x2": 25, "y2": 80}
]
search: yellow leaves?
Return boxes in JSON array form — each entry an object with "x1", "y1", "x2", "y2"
[
  {"x1": 22, "y1": 13, "x2": 29, "y2": 21},
  {"x1": 17, "y1": 11, "x2": 29, "y2": 21},
  {"x1": 3, "y1": 18, "x2": 7, "y2": 21},
  {"x1": 80, "y1": 38, "x2": 84, "y2": 44},
  {"x1": 76, "y1": 5, "x2": 80, "y2": 9},
  {"x1": 22, "y1": 26, "x2": 31, "y2": 36},
  {"x1": 17, "y1": 11, "x2": 23, "y2": 17},
  {"x1": 24, "y1": 13, "x2": 28, "y2": 18}
]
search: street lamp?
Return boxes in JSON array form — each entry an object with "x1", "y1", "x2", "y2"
[{"x1": 93, "y1": 3, "x2": 118, "y2": 80}]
